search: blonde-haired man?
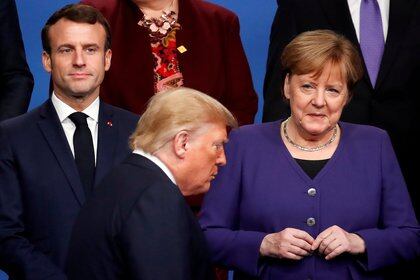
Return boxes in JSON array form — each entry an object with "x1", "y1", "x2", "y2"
[{"x1": 67, "y1": 87, "x2": 237, "y2": 280}]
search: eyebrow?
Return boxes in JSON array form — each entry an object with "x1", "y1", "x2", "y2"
[{"x1": 56, "y1": 43, "x2": 100, "y2": 50}]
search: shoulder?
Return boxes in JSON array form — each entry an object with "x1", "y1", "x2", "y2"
[
  {"x1": 101, "y1": 101, "x2": 139, "y2": 123},
  {"x1": 107, "y1": 157, "x2": 187, "y2": 220},
  {"x1": 230, "y1": 121, "x2": 281, "y2": 141},
  {"x1": 340, "y1": 122, "x2": 388, "y2": 141},
  {"x1": 187, "y1": 0, "x2": 238, "y2": 24},
  {"x1": 80, "y1": 0, "x2": 118, "y2": 10},
  {"x1": 340, "y1": 122, "x2": 392, "y2": 155}
]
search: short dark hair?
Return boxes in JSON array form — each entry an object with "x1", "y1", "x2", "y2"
[{"x1": 41, "y1": 4, "x2": 111, "y2": 54}]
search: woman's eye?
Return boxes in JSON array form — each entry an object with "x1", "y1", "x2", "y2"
[{"x1": 326, "y1": 88, "x2": 341, "y2": 96}]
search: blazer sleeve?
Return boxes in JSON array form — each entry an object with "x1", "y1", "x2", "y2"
[
  {"x1": 0, "y1": 125, "x2": 66, "y2": 279},
  {"x1": 355, "y1": 132, "x2": 420, "y2": 271},
  {"x1": 118, "y1": 184, "x2": 196, "y2": 280},
  {"x1": 262, "y1": 0, "x2": 297, "y2": 122},
  {"x1": 0, "y1": 0, "x2": 33, "y2": 122},
  {"x1": 199, "y1": 130, "x2": 266, "y2": 277},
  {"x1": 222, "y1": 14, "x2": 258, "y2": 125}
]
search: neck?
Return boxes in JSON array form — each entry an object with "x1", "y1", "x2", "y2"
[
  {"x1": 285, "y1": 117, "x2": 336, "y2": 148},
  {"x1": 135, "y1": 0, "x2": 176, "y2": 14},
  {"x1": 54, "y1": 90, "x2": 98, "y2": 112}
]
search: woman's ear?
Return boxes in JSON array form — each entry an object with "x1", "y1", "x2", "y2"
[{"x1": 284, "y1": 73, "x2": 291, "y2": 100}]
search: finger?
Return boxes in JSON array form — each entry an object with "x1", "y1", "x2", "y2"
[
  {"x1": 312, "y1": 229, "x2": 332, "y2": 250},
  {"x1": 319, "y1": 234, "x2": 336, "y2": 254},
  {"x1": 292, "y1": 229, "x2": 315, "y2": 245},
  {"x1": 324, "y1": 239, "x2": 341, "y2": 255},
  {"x1": 289, "y1": 244, "x2": 311, "y2": 257},
  {"x1": 325, "y1": 244, "x2": 344, "y2": 260},
  {"x1": 283, "y1": 251, "x2": 305, "y2": 260},
  {"x1": 291, "y1": 238, "x2": 313, "y2": 252}
]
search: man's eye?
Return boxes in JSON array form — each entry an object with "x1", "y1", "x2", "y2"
[
  {"x1": 86, "y1": 47, "x2": 97, "y2": 53},
  {"x1": 213, "y1": 143, "x2": 224, "y2": 151},
  {"x1": 58, "y1": 48, "x2": 72, "y2": 54}
]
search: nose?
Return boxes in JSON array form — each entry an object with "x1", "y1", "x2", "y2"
[
  {"x1": 216, "y1": 151, "x2": 227, "y2": 166},
  {"x1": 311, "y1": 89, "x2": 326, "y2": 108},
  {"x1": 73, "y1": 50, "x2": 86, "y2": 67}
]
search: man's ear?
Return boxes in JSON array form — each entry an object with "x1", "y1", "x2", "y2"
[
  {"x1": 42, "y1": 51, "x2": 52, "y2": 73},
  {"x1": 104, "y1": 49, "x2": 112, "y2": 71},
  {"x1": 173, "y1": 130, "x2": 190, "y2": 159}
]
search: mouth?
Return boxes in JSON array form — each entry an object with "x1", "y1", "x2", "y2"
[
  {"x1": 307, "y1": 113, "x2": 325, "y2": 118},
  {"x1": 69, "y1": 73, "x2": 91, "y2": 78},
  {"x1": 209, "y1": 173, "x2": 218, "y2": 181}
]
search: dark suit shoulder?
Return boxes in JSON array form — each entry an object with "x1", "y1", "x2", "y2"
[
  {"x1": 100, "y1": 101, "x2": 139, "y2": 122},
  {"x1": 95, "y1": 154, "x2": 183, "y2": 223}
]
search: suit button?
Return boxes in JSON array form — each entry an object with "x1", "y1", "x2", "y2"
[
  {"x1": 307, "y1": 188, "x2": 317, "y2": 196},
  {"x1": 307, "y1": 217, "x2": 316, "y2": 226}
]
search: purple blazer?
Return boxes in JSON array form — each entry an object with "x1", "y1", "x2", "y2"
[{"x1": 199, "y1": 121, "x2": 420, "y2": 279}]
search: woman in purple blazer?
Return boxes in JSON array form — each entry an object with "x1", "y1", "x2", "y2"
[{"x1": 199, "y1": 30, "x2": 420, "y2": 279}]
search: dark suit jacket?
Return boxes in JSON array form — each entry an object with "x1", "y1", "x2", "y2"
[
  {"x1": 66, "y1": 154, "x2": 214, "y2": 280},
  {"x1": 80, "y1": 0, "x2": 258, "y2": 125},
  {"x1": 263, "y1": 0, "x2": 420, "y2": 218},
  {"x1": 0, "y1": 0, "x2": 33, "y2": 122},
  {"x1": 0, "y1": 100, "x2": 138, "y2": 279}
]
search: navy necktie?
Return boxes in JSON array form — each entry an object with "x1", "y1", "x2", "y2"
[
  {"x1": 69, "y1": 112, "x2": 95, "y2": 197},
  {"x1": 360, "y1": 0, "x2": 385, "y2": 86}
]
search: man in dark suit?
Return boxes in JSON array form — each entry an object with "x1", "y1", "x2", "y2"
[
  {"x1": 0, "y1": 0, "x2": 33, "y2": 121},
  {"x1": 66, "y1": 87, "x2": 238, "y2": 280},
  {"x1": 0, "y1": 4, "x2": 138, "y2": 279},
  {"x1": 262, "y1": 0, "x2": 420, "y2": 277}
]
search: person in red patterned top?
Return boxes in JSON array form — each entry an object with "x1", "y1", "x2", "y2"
[{"x1": 80, "y1": 0, "x2": 258, "y2": 126}]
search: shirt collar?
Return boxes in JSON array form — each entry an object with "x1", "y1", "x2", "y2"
[
  {"x1": 133, "y1": 149, "x2": 177, "y2": 185},
  {"x1": 51, "y1": 92, "x2": 100, "y2": 123}
]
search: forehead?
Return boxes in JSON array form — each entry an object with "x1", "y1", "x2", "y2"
[
  {"x1": 48, "y1": 19, "x2": 106, "y2": 47},
  {"x1": 296, "y1": 63, "x2": 346, "y2": 84},
  {"x1": 194, "y1": 122, "x2": 227, "y2": 141}
]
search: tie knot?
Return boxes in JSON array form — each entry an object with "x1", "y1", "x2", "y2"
[{"x1": 69, "y1": 112, "x2": 89, "y2": 127}]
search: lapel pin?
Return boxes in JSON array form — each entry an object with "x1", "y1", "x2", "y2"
[
  {"x1": 106, "y1": 120, "x2": 113, "y2": 127},
  {"x1": 177, "y1": 45, "x2": 187, "y2": 53}
]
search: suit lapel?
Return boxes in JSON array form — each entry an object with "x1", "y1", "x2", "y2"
[
  {"x1": 375, "y1": 0, "x2": 417, "y2": 89},
  {"x1": 318, "y1": 0, "x2": 359, "y2": 43},
  {"x1": 37, "y1": 100, "x2": 86, "y2": 205},
  {"x1": 318, "y1": 0, "x2": 373, "y2": 88},
  {"x1": 94, "y1": 102, "x2": 118, "y2": 186}
]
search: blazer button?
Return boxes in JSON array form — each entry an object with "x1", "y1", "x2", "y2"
[
  {"x1": 307, "y1": 217, "x2": 316, "y2": 226},
  {"x1": 307, "y1": 188, "x2": 317, "y2": 196}
]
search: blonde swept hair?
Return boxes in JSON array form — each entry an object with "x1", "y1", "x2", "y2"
[
  {"x1": 281, "y1": 29, "x2": 364, "y2": 98},
  {"x1": 129, "y1": 87, "x2": 238, "y2": 153}
]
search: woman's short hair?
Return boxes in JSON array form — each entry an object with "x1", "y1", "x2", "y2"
[
  {"x1": 129, "y1": 87, "x2": 238, "y2": 153},
  {"x1": 281, "y1": 29, "x2": 364, "y2": 97}
]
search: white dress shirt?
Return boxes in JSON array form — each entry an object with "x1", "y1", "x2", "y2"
[
  {"x1": 51, "y1": 92, "x2": 99, "y2": 163},
  {"x1": 133, "y1": 149, "x2": 177, "y2": 185},
  {"x1": 347, "y1": 0, "x2": 390, "y2": 41}
]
